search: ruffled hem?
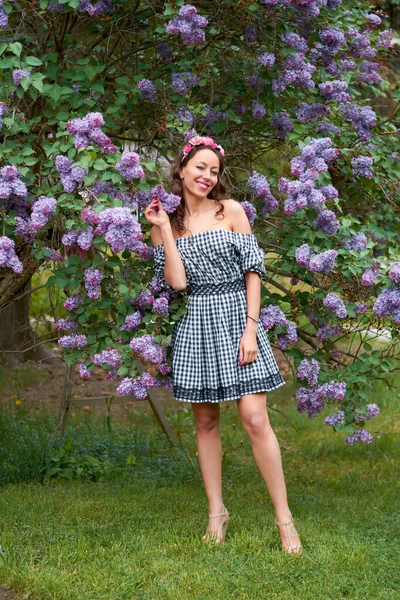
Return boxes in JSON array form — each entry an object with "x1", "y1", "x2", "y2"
[{"x1": 172, "y1": 372, "x2": 285, "y2": 403}]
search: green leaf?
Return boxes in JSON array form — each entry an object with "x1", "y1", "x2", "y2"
[
  {"x1": 9, "y1": 42, "x2": 22, "y2": 57},
  {"x1": 25, "y1": 56, "x2": 43, "y2": 66}
]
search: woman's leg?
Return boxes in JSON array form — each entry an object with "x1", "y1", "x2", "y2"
[
  {"x1": 236, "y1": 392, "x2": 301, "y2": 552},
  {"x1": 191, "y1": 402, "x2": 226, "y2": 538}
]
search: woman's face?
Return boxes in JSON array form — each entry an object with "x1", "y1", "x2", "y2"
[{"x1": 179, "y1": 148, "x2": 220, "y2": 200}]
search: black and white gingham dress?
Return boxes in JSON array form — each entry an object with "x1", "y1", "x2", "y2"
[{"x1": 153, "y1": 229, "x2": 285, "y2": 403}]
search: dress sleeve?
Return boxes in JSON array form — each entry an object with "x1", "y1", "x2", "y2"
[
  {"x1": 153, "y1": 245, "x2": 174, "y2": 291},
  {"x1": 236, "y1": 234, "x2": 266, "y2": 278}
]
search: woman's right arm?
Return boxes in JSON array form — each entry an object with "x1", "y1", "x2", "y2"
[{"x1": 145, "y1": 198, "x2": 187, "y2": 291}]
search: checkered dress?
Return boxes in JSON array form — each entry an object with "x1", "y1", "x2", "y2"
[{"x1": 153, "y1": 229, "x2": 285, "y2": 403}]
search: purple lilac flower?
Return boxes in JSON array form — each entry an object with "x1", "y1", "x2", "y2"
[
  {"x1": 171, "y1": 72, "x2": 200, "y2": 94},
  {"x1": 323, "y1": 293, "x2": 347, "y2": 318},
  {"x1": 0, "y1": 165, "x2": 28, "y2": 198},
  {"x1": 157, "y1": 42, "x2": 172, "y2": 64},
  {"x1": 317, "y1": 381, "x2": 346, "y2": 401},
  {"x1": 95, "y1": 208, "x2": 142, "y2": 253},
  {"x1": 176, "y1": 107, "x2": 194, "y2": 126},
  {"x1": 115, "y1": 151, "x2": 144, "y2": 181},
  {"x1": 153, "y1": 297, "x2": 169, "y2": 317},
  {"x1": 290, "y1": 138, "x2": 339, "y2": 180},
  {"x1": 355, "y1": 302, "x2": 370, "y2": 315},
  {"x1": 297, "y1": 358, "x2": 320, "y2": 386},
  {"x1": 134, "y1": 290, "x2": 154, "y2": 309},
  {"x1": 358, "y1": 60, "x2": 382, "y2": 84},
  {"x1": 353, "y1": 150, "x2": 376, "y2": 170},
  {"x1": 281, "y1": 32, "x2": 307, "y2": 52},
  {"x1": 296, "y1": 102, "x2": 330, "y2": 122},
  {"x1": 244, "y1": 25, "x2": 257, "y2": 43},
  {"x1": 272, "y1": 53, "x2": 316, "y2": 96},
  {"x1": 343, "y1": 232, "x2": 367, "y2": 251},
  {"x1": 366, "y1": 403, "x2": 380, "y2": 418},
  {"x1": 246, "y1": 74, "x2": 265, "y2": 91},
  {"x1": 317, "y1": 121, "x2": 341, "y2": 136},
  {"x1": 54, "y1": 318, "x2": 77, "y2": 331},
  {"x1": 137, "y1": 242, "x2": 154, "y2": 260},
  {"x1": 130, "y1": 334, "x2": 166, "y2": 365},
  {"x1": 324, "y1": 410, "x2": 345, "y2": 426},
  {"x1": 77, "y1": 227, "x2": 94, "y2": 251},
  {"x1": 318, "y1": 27, "x2": 345, "y2": 55},
  {"x1": 295, "y1": 244, "x2": 313, "y2": 267},
  {"x1": 92, "y1": 349, "x2": 121, "y2": 369},
  {"x1": 12, "y1": 69, "x2": 31, "y2": 86},
  {"x1": 319, "y1": 80, "x2": 350, "y2": 103},
  {"x1": 66, "y1": 112, "x2": 117, "y2": 154},
  {"x1": 83, "y1": 267, "x2": 104, "y2": 299},
  {"x1": 62, "y1": 229, "x2": 78, "y2": 247},
  {"x1": 370, "y1": 233, "x2": 387, "y2": 245},
  {"x1": 341, "y1": 59, "x2": 355, "y2": 72},
  {"x1": 362, "y1": 265, "x2": 380, "y2": 286},
  {"x1": 64, "y1": 294, "x2": 84, "y2": 311},
  {"x1": 348, "y1": 28, "x2": 376, "y2": 59},
  {"x1": 365, "y1": 13, "x2": 381, "y2": 27},
  {"x1": 0, "y1": 236, "x2": 23, "y2": 274},
  {"x1": 0, "y1": 101, "x2": 7, "y2": 130},
  {"x1": 120, "y1": 311, "x2": 142, "y2": 331},
  {"x1": 0, "y1": 0, "x2": 8, "y2": 27},
  {"x1": 260, "y1": 305, "x2": 297, "y2": 349},
  {"x1": 55, "y1": 155, "x2": 87, "y2": 193},
  {"x1": 30, "y1": 196, "x2": 57, "y2": 230},
  {"x1": 252, "y1": 101, "x2": 266, "y2": 119},
  {"x1": 376, "y1": 30, "x2": 393, "y2": 49},
  {"x1": 58, "y1": 334, "x2": 88, "y2": 349},
  {"x1": 241, "y1": 201, "x2": 257, "y2": 226},
  {"x1": 373, "y1": 287, "x2": 400, "y2": 323},
  {"x1": 13, "y1": 217, "x2": 35, "y2": 243},
  {"x1": 309, "y1": 249, "x2": 338, "y2": 274},
  {"x1": 296, "y1": 387, "x2": 325, "y2": 419},
  {"x1": 134, "y1": 184, "x2": 181, "y2": 214},
  {"x1": 184, "y1": 127, "x2": 197, "y2": 141},
  {"x1": 258, "y1": 52, "x2": 275, "y2": 67},
  {"x1": 389, "y1": 263, "x2": 400, "y2": 284},
  {"x1": 81, "y1": 207, "x2": 99, "y2": 226},
  {"x1": 345, "y1": 428, "x2": 373, "y2": 445},
  {"x1": 339, "y1": 103, "x2": 377, "y2": 140},
  {"x1": 78, "y1": 364, "x2": 92, "y2": 379},
  {"x1": 165, "y1": 4, "x2": 208, "y2": 46},
  {"x1": 313, "y1": 209, "x2": 340, "y2": 235},
  {"x1": 44, "y1": 248, "x2": 64, "y2": 262},
  {"x1": 316, "y1": 323, "x2": 342, "y2": 342},
  {"x1": 271, "y1": 112, "x2": 294, "y2": 140}
]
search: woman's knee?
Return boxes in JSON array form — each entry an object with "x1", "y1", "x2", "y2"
[
  {"x1": 241, "y1": 412, "x2": 271, "y2": 439},
  {"x1": 192, "y1": 405, "x2": 220, "y2": 434}
]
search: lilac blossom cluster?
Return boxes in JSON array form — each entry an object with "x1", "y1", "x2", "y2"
[
  {"x1": 355, "y1": 403, "x2": 380, "y2": 423},
  {"x1": 272, "y1": 53, "x2": 316, "y2": 96},
  {"x1": 343, "y1": 232, "x2": 367, "y2": 251},
  {"x1": 0, "y1": 236, "x2": 23, "y2": 274},
  {"x1": 247, "y1": 171, "x2": 278, "y2": 214},
  {"x1": 0, "y1": 102, "x2": 7, "y2": 130},
  {"x1": 130, "y1": 334, "x2": 166, "y2": 365},
  {"x1": 134, "y1": 184, "x2": 181, "y2": 214},
  {"x1": 241, "y1": 201, "x2": 257, "y2": 226},
  {"x1": 172, "y1": 72, "x2": 200, "y2": 94},
  {"x1": 77, "y1": 0, "x2": 115, "y2": 16},
  {"x1": 131, "y1": 289, "x2": 154, "y2": 309},
  {"x1": 316, "y1": 323, "x2": 342, "y2": 342},
  {"x1": 116, "y1": 372, "x2": 162, "y2": 399},
  {"x1": 64, "y1": 294, "x2": 84, "y2": 311},
  {"x1": 95, "y1": 208, "x2": 142, "y2": 253},
  {"x1": 58, "y1": 334, "x2": 88, "y2": 349},
  {"x1": 120, "y1": 311, "x2": 142, "y2": 331},
  {"x1": 319, "y1": 80, "x2": 350, "y2": 103},
  {"x1": 79, "y1": 364, "x2": 91, "y2": 379},
  {"x1": 281, "y1": 32, "x2": 307, "y2": 52},
  {"x1": 296, "y1": 356, "x2": 346, "y2": 419},
  {"x1": 165, "y1": 4, "x2": 208, "y2": 46},
  {"x1": 362, "y1": 263, "x2": 380, "y2": 287},
  {"x1": 323, "y1": 293, "x2": 347, "y2": 318},
  {"x1": 88, "y1": 181, "x2": 131, "y2": 208},
  {"x1": 259, "y1": 305, "x2": 297, "y2": 350},
  {"x1": 176, "y1": 107, "x2": 194, "y2": 126},
  {"x1": 324, "y1": 410, "x2": 345, "y2": 426},
  {"x1": 339, "y1": 103, "x2": 377, "y2": 140},
  {"x1": 66, "y1": 112, "x2": 117, "y2": 154},
  {"x1": 115, "y1": 152, "x2": 144, "y2": 181},
  {"x1": 271, "y1": 112, "x2": 293, "y2": 140},
  {"x1": 295, "y1": 244, "x2": 338, "y2": 274},
  {"x1": 92, "y1": 349, "x2": 121, "y2": 369},
  {"x1": 290, "y1": 138, "x2": 339, "y2": 181},
  {"x1": 54, "y1": 318, "x2": 77, "y2": 331},
  {"x1": 313, "y1": 209, "x2": 339, "y2": 235},
  {"x1": 373, "y1": 287, "x2": 400, "y2": 323},
  {"x1": 55, "y1": 156, "x2": 87, "y2": 193},
  {"x1": 153, "y1": 297, "x2": 169, "y2": 317},
  {"x1": 62, "y1": 227, "x2": 94, "y2": 251},
  {"x1": 137, "y1": 79, "x2": 156, "y2": 101},
  {"x1": 297, "y1": 358, "x2": 320, "y2": 386},
  {"x1": 0, "y1": 0, "x2": 8, "y2": 27},
  {"x1": 83, "y1": 267, "x2": 104, "y2": 299},
  {"x1": 28, "y1": 196, "x2": 57, "y2": 231},
  {"x1": 296, "y1": 102, "x2": 330, "y2": 123},
  {"x1": 389, "y1": 263, "x2": 400, "y2": 284},
  {"x1": 358, "y1": 60, "x2": 382, "y2": 84},
  {"x1": 12, "y1": 69, "x2": 31, "y2": 86},
  {"x1": 0, "y1": 166, "x2": 28, "y2": 199},
  {"x1": 344, "y1": 428, "x2": 373, "y2": 445},
  {"x1": 351, "y1": 155, "x2": 373, "y2": 179},
  {"x1": 252, "y1": 101, "x2": 266, "y2": 120},
  {"x1": 258, "y1": 52, "x2": 275, "y2": 67}
]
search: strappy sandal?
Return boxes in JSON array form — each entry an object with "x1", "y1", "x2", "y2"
[
  {"x1": 275, "y1": 517, "x2": 303, "y2": 555},
  {"x1": 202, "y1": 506, "x2": 229, "y2": 544}
]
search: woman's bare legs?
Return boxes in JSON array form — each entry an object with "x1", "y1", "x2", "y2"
[
  {"x1": 236, "y1": 392, "x2": 301, "y2": 553},
  {"x1": 191, "y1": 402, "x2": 227, "y2": 540}
]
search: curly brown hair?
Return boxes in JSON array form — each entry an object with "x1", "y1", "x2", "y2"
[{"x1": 169, "y1": 144, "x2": 228, "y2": 238}]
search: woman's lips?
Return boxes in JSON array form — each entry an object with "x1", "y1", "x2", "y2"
[{"x1": 196, "y1": 181, "x2": 209, "y2": 190}]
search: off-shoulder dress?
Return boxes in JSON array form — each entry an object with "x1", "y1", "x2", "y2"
[{"x1": 153, "y1": 229, "x2": 285, "y2": 403}]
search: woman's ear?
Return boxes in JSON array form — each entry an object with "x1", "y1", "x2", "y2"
[{"x1": 179, "y1": 168, "x2": 184, "y2": 179}]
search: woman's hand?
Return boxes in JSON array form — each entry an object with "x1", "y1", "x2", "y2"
[
  {"x1": 238, "y1": 331, "x2": 258, "y2": 366},
  {"x1": 144, "y1": 197, "x2": 170, "y2": 229}
]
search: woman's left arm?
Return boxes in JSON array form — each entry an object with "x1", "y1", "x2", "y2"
[{"x1": 228, "y1": 200, "x2": 261, "y2": 366}]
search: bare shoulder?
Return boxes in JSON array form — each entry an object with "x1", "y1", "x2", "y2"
[
  {"x1": 221, "y1": 198, "x2": 252, "y2": 234},
  {"x1": 150, "y1": 225, "x2": 163, "y2": 248}
]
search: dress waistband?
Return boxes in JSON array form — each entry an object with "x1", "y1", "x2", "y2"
[{"x1": 187, "y1": 278, "x2": 246, "y2": 296}]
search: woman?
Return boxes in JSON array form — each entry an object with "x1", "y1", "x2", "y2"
[{"x1": 144, "y1": 136, "x2": 302, "y2": 554}]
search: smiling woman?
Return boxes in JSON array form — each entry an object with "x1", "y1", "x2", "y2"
[{"x1": 143, "y1": 137, "x2": 302, "y2": 555}]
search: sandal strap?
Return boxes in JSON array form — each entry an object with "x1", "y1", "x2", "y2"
[
  {"x1": 209, "y1": 512, "x2": 228, "y2": 518},
  {"x1": 275, "y1": 518, "x2": 294, "y2": 527}
]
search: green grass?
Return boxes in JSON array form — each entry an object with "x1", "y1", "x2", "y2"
[{"x1": 0, "y1": 378, "x2": 399, "y2": 600}]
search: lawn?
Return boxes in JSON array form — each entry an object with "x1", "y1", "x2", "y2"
[{"x1": 0, "y1": 377, "x2": 399, "y2": 600}]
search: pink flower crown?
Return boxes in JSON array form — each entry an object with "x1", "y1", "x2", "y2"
[{"x1": 181, "y1": 136, "x2": 225, "y2": 163}]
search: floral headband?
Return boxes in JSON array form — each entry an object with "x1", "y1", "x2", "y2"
[{"x1": 181, "y1": 136, "x2": 225, "y2": 163}]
